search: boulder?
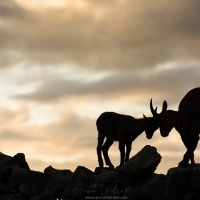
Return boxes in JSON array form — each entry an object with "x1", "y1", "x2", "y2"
[
  {"x1": 29, "y1": 196, "x2": 40, "y2": 200},
  {"x1": 44, "y1": 166, "x2": 73, "y2": 199},
  {"x1": 117, "y1": 145, "x2": 162, "y2": 188},
  {"x1": 0, "y1": 167, "x2": 13, "y2": 194},
  {"x1": 92, "y1": 167, "x2": 120, "y2": 196},
  {"x1": 0, "y1": 147, "x2": 164, "y2": 199},
  {"x1": 0, "y1": 194, "x2": 24, "y2": 200},
  {"x1": 0, "y1": 153, "x2": 29, "y2": 194},
  {"x1": 138, "y1": 174, "x2": 166, "y2": 200},
  {"x1": 126, "y1": 173, "x2": 155, "y2": 199},
  {"x1": 0, "y1": 153, "x2": 12, "y2": 166},
  {"x1": 0, "y1": 153, "x2": 29, "y2": 169},
  {"x1": 126, "y1": 174, "x2": 167, "y2": 200},
  {"x1": 10, "y1": 167, "x2": 46, "y2": 196},
  {"x1": 63, "y1": 166, "x2": 95, "y2": 200},
  {"x1": 166, "y1": 165, "x2": 200, "y2": 200},
  {"x1": 29, "y1": 195, "x2": 55, "y2": 200}
]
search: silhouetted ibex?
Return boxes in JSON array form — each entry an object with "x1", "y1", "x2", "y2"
[
  {"x1": 151, "y1": 88, "x2": 200, "y2": 167},
  {"x1": 96, "y1": 108, "x2": 159, "y2": 169}
]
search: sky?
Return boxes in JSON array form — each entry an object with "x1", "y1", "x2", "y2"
[{"x1": 0, "y1": 0, "x2": 200, "y2": 174}]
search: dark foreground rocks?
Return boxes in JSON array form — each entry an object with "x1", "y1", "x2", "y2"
[{"x1": 0, "y1": 146, "x2": 200, "y2": 200}]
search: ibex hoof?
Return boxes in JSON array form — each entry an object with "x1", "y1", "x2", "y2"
[
  {"x1": 107, "y1": 165, "x2": 115, "y2": 170},
  {"x1": 178, "y1": 161, "x2": 188, "y2": 167},
  {"x1": 116, "y1": 164, "x2": 123, "y2": 170}
]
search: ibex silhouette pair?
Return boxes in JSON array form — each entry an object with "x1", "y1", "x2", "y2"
[{"x1": 96, "y1": 87, "x2": 200, "y2": 169}]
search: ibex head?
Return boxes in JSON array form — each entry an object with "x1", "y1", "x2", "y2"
[
  {"x1": 150, "y1": 99, "x2": 173, "y2": 137},
  {"x1": 143, "y1": 99, "x2": 159, "y2": 139},
  {"x1": 143, "y1": 114, "x2": 159, "y2": 139}
]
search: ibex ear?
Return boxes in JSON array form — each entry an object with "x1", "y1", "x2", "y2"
[
  {"x1": 162, "y1": 100, "x2": 168, "y2": 112},
  {"x1": 143, "y1": 114, "x2": 148, "y2": 121},
  {"x1": 143, "y1": 114, "x2": 147, "y2": 119}
]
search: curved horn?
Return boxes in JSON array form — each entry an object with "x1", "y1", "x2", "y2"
[{"x1": 150, "y1": 99, "x2": 158, "y2": 117}]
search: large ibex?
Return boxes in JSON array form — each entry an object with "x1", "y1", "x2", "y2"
[
  {"x1": 151, "y1": 88, "x2": 200, "y2": 167},
  {"x1": 96, "y1": 109, "x2": 159, "y2": 169}
]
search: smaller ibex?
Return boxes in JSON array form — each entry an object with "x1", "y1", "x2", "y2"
[{"x1": 96, "y1": 106, "x2": 159, "y2": 169}]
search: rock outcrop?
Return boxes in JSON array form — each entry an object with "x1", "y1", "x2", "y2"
[
  {"x1": 0, "y1": 146, "x2": 199, "y2": 200},
  {"x1": 117, "y1": 145, "x2": 161, "y2": 189},
  {"x1": 166, "y1": 165, "x2": 200, "y2": 200}
]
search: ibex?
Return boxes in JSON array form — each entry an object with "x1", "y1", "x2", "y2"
[
  {"x1": 96, "y1": 109, "x2": 159, "y2": 169},
  {"x1": 151, "y1": 88, "x2": 200, "y2": 167}
]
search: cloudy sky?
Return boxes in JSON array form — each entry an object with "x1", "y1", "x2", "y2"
[{"x1": 0, "y1": 0, "x2": 200, "y2": 174}]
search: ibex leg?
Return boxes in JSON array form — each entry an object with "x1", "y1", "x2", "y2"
[
  {"x1": 125, "y1": 141, "x2": 132, "y2": 163},
  {"x1": 179, "y1": 133, "x2": 198, "y2": 167},
  {"x1": 102, "y1": 138, "x2": 114, "y2": 169},
  {"x1": 97, "y1": 133, "x2": 105, "y2": 167},
  {"x1": 190, "y1": 133, "x2": 199, "y2": 164},
  {"x1": 118, "y1": 141, "x2": 126, "y2": 167},
  {"x1": 179, "y1": 151, "x2": 192, "y2": 167}
]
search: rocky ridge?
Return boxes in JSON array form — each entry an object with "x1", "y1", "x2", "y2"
[{"x1": 0, "y1": 145, "x2": 199, "y2": 200}]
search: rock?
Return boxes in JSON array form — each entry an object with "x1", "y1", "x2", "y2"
[
  {"x1": 0, "y1": 153, "x2": 30, "y2": 194},
  {"x1": 63, "y1": 166, "x2": 95, "y2": 200},
  {"x1": 44, "y1": 166, "x2": 73, "y2": 199},
  {"x1": 0, "y1": 153, "x2": 29, "y2": 169},
  {"x1": 29, "y1": 195, "x2": 55, "y2": 200},
  {"x1": 0, "y1": 194, "x2": 24, "y2": 200},
  {"x1": 29, "y1": 196, "x2": 40, "y2": 200},
  {"x1": 138, "y1": 174, "x2": 166, "y2": 200},
  {"x1": 94, "y1": 166, "x2": 103, "y2": 175},
  {"x1": 0, "y1": 167, "x2": 13, "y2": 194},
  {"x1": 0, "y1": 147, "x2": 165, "y2": 199},
  {"x1": 126, "y1": 174, "x2": 166, "y2": 200},
  {"x1": 10, "y1": 167, "x2": 46, "y2": 196},
  {"x1": 91, "y1": 168, "x2": 119, "y2": 196},
  {"x1": 0, "y1": 153, "x2": 12, "y2": 166},
  {"x1": 166, "y1": 166, "x2": 200, "y2": 200},
  {"x1": 117, "y1": 145, "x2": 162, "y2": 188},
  {"x1": 125, "y1": 173, "x2": 155, "y2": 199}
]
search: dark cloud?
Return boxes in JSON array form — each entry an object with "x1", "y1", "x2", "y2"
[
  {"x1": 1, "y1": 0, "x2": 200, "y2": 69},
  {"x1": 0, "y1": 0, "x2": 30, "y2": 67},
  {"x1": 14, "y1": 65, "x2": 200, "y2": 107},
  {"x1": 0, "y1": 0, "x2": 24, "y2": 19}
]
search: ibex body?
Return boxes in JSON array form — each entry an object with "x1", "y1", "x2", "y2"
[{"x1": 96, "y1": 111, "x2": 159, "y2": 169}]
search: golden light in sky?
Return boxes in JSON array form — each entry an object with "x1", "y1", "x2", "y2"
[{"x1": 16, "y1": 0, "x2": 88, "y2": 9}]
